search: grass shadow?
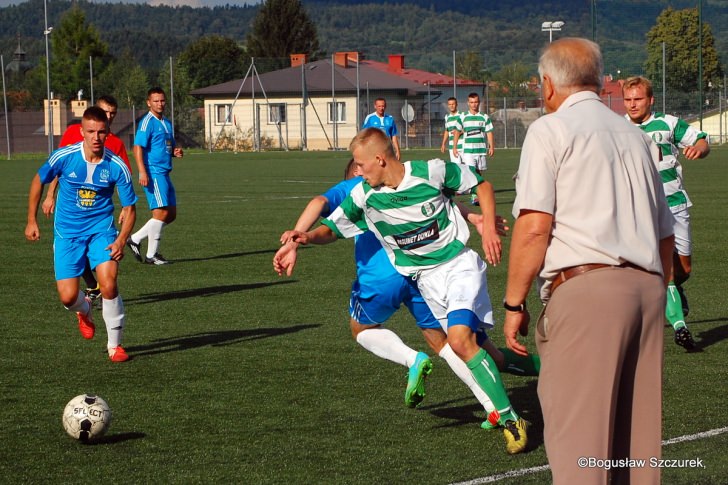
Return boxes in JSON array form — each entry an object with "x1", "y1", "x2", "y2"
[
  {"x1": 86, "y1": 432, "x2": 146, "y2": 445},
  {"x1": 422, "y1": 379, "x2": 544, "y2": 452},
  {"x1": 694, "y1": 322, "x2": 728, "y2": 350},
  {"x1": 124, "y1": 280, "x2": 297, "y2": 305},
  {"x1": 169, "y1": 246, "x2": 313, "y2": 264},
  {"x1": 125, "y1": 324, "x2": 321, "y2": 357}
]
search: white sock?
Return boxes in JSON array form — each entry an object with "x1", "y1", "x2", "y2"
[
  {"x1": 439, "y1": 343, "x2": 495, "y2": 413},
  {"x1": 65, "y1": 291, "x2": 90, "y2": 316},
  {"x1": 102, "y1": 295, "x2": 125, "y2": 350},
  {"x1": 145, "y1": 219, "x2": 166, "y2": 258},
  {"x1": 131, "y1": 218, "x2": 154, "y2": 245},
  {"x1": 355, "y1": 327, "x2": 418, "y2": 367}
]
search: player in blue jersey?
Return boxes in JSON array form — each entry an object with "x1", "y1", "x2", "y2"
[
  {"x1": 25, "y1": 106, "x2": 138, "y2": 362},
  {"x1": 274, "y1": 159, "x2": 539, "y2": 422},
  {"x1": 126, "y1": 87, "x2": 183, "y2": 265},
  {"x1": 362, "y1": 98, "x2": 401, "y2": 160}
]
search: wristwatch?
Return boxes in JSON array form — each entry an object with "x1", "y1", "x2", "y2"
[{"x1": 503, "y1": 299, "x2": 527, "y2": 312}]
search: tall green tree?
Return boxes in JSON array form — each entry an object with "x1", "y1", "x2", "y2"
[
  {"x1": 456, "y1": 51, "x2": 485, "y2": 82},
  {"x1": 245, "y1": 0, "x2": 321, "y2": 71},
  {"x1": 49, "y1": 5, "x2": 110, "y2": 102},
  {"x1": 645, "y1": 7, "x2": 722, "y2": 93},
  {"x1": 491, "y1": 61, "x2": 535, "y2": 98},
  {"x1": 178, "y1": 35, "x2": 246, "y2": 89},
  {"x1": 96, "y1": 50, "x2": 148, "y2": 109}
]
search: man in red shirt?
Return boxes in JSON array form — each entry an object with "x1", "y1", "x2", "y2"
[{"x1": 43, "y1": 95, "x2": 131, "y2": 302}]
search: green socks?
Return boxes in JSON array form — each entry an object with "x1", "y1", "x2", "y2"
[
  {"x1": 467, "y1": 349, "x2": 518, "y2": 424},
  {"x1": 499, "y1": 348, "x2": 541, "y2": 376},
  {"x1": 666, "y1": 282, "x2": 687, "y2": 331}
]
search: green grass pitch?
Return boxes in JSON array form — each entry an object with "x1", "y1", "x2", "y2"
[{"x1": 1, "y1": 147, "x2": 726, "y2": 483}]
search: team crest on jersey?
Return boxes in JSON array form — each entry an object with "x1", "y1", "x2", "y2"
[
  {"x1": 651, "y1": 132, "x2": 665, "y2": 143},
  {"x1": 77, "y1": 188, "x2": 97, "y2": 208},
  {"x1": 392, "y1": 220, "x2": 440, "y2": 251},
  {"x1": 421, "y1": 202, "x2": 436, "y2": 217},
  {"x1": 99, "y1": 169, "x2": 110, "y2": 183}
]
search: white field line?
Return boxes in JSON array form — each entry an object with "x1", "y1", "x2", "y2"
[{"x1": 450, "y1": 426, "x2": 728, "y2": 485}]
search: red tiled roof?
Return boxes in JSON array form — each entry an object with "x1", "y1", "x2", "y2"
[{"x1": 362, "y1": 58, "x2": 483, "y2": 87}]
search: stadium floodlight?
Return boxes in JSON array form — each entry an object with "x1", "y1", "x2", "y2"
[
  {"x1": 44, "y1": 0, "x2": 53, "y2": 153},
  {"x1": 541, "y1": 21, "x2": 565, "y2": 43}
]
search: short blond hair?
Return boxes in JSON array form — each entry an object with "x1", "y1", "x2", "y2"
[
  {"x1": 349, "y1": 127, "x2": 396, "y2": 159},
  {"x1": 622, "y1": 76, "x2": 653, "y2": 98}
]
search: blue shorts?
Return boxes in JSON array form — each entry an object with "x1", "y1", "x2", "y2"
[
  {"x1": 53, "y1": 229, "x2": 117, "y2": 280},
  {"x1": 349, "y1": 273, "x2": 439, "y2": 329},
  {"x1": 143, "y1": 172, "x2": 176, "y2": 210}
]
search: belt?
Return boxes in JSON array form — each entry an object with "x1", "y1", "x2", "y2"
[{"x1": 550, "y1": 262, "x2": 647, "y2": 295}]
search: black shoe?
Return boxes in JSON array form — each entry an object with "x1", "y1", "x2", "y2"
[
  {"x1": 676, "y1": 285, "x2": 689, "y2": 317},
  {"x1": 674, "y1": 327, "x2": 695, "y2": 350},
  {"x1": 126, "y1": 238, "x2": 143, "y2": 262},
  {"x1": 145, "y1": 253, "x2": 171, "y2": 265}
]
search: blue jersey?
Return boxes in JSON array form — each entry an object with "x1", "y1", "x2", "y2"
[
  {"x1": 362, "y1": 112, "x2": 398, "y2": 139},
  {"x1": 134, "y1": 112, "x2": 175, "y2": 174},
  {"x1": 38, "y1": 142, "x2": 137, "y2": 238},
  {"x1": 322, "y1": 176, "x2": 400, "y2": 299}
]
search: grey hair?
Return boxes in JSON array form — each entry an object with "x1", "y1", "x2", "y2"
[{"x1": 538, "y1": 37, "x2": 603, "y2": 91}]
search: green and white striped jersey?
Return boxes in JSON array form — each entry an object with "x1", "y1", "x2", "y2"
[
  {"x1": 444, "y1": 112, "x2": 464, "y2": 150},
  {"x1": 322, "y1": 159, "x2": 483, "y2": 275},
  {"x1": 461, "y1": 111, "x2": 493, "y2": 155},
  {"x1": 628, "y1": 112, "x2": 708, "y2": 212}
]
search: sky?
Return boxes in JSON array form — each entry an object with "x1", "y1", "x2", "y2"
[{"x1": 0, "y1": 0, "x2": 261, "y2": 7}]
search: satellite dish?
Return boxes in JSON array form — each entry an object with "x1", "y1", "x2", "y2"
[{"x1": 401, "y1": 102, "x2": 415, "y2": 122}]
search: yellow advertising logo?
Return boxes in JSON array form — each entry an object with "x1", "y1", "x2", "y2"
[{"x1": 78, "y1": 189, "x2": 97, "y2": 207}]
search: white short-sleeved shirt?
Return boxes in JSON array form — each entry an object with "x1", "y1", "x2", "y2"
[{"x1": 513, "y1": 91, "x2": 674, "y2": 300}]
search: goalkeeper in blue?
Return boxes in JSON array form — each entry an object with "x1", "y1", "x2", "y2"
[{"x1": 281, "y1": 128, "x2": 529, "y2": 454}]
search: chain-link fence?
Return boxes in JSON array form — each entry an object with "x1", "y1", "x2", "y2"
[{"x1": 0, "y1": 52, "x2": 728, "y2": 157}]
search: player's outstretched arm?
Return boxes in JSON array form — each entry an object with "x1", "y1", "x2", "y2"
[
  {"x1": 273, "y1": 241, "x2": 299, "y2": 277},
  {"x1": 454, "y1": 200, "x2": 509, "y2": 237},
  {"x1": 282, "y1": 225, "x2": 337, "y2": 246}
]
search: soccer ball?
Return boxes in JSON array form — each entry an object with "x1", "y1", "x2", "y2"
[{"x1": 62, "y1": 394, "x2": 112, "y2": 442}]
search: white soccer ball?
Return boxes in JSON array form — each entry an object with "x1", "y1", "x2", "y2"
[{"x1": 62, "y1": 394, "x2": 112, "y2": 442}]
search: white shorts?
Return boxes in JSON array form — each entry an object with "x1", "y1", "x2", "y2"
[
  {"x1": 672, "y1": 208, "x2": 692, "y2": 256},
  {"x1": 461, "y1": 153, "x2": 487, "y2": 171},
  {"x1": 415, "y1": 248, "x2": 493, "y2": 332},
  {"x1": 448, "y1": 148, "x2": 461, "y2": 164}
]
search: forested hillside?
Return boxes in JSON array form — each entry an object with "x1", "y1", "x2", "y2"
[{"x1": 1, "y1": 0, "x2": 726, "y2": 82}]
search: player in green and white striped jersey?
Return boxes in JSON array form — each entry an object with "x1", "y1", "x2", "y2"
[
  {"x1": 453, "y1": 93, "x2": 495, "y2": 205},
  {"x1": 285, "y1": 128, "x2": 529, "y2": 454},
  {"x1": 623, "y1": 76, "x2": 710, "y2": 350},
  {"x1": 440, "y1": 97, "x2": 464, "y2": 163}
]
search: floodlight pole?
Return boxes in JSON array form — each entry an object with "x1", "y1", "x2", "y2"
[
  {"x1": 1, "y1": 55, "x2": 10, "y2": 159},
  {"x1": 541, "y1": 21, "x2": 564, "y2": 43},
  {"x1": 698, "y1": 0, "x2": 703, "y2": 130},
  {"x1": 169, "y1": 56, "x2": 175, "y2": 137},
  {"x1": 44, "y1": 0, "x2": 53, "y2": 153},
  {"x1": 89, "y1": 56, "x2": 94, "y2": 104}
]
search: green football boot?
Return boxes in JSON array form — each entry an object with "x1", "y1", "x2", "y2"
[{"x1": 404, "y1": 352, "x2": 432, "y2": 408}]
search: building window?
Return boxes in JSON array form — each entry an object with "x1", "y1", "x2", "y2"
[
  {"x1": 268, "y1": 104, "x2": 286, "y2": 124},
  {"x1": 215, "y1": 104, "x2": 232, "y2": 124},
  {"x1": 328, "y1": 102, "x2": 346, "y2": 124}
]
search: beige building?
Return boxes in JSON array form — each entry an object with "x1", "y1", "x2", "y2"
[{"x1": 191, "y1": 53, "x2": 438, "y2": 151}]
